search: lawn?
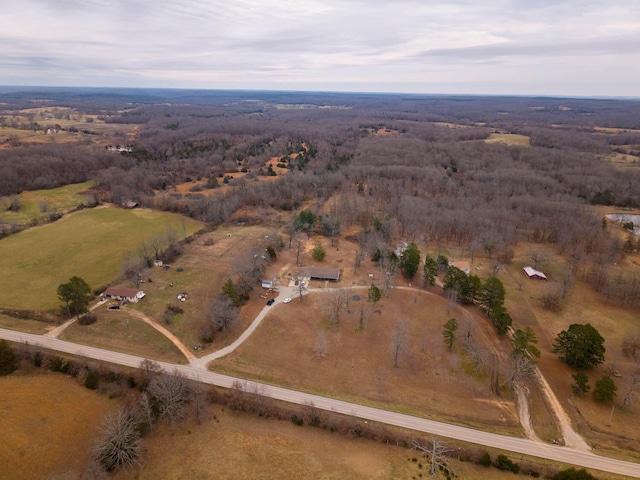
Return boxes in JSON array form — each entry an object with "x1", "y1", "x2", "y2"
[
  {"x1": 61, "y1": 311, "x2": 186, "y2": 363},
  {"x1": 0, "y1": 205, "x2": 202, "y2": 310}
]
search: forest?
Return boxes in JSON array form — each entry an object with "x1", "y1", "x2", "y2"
[{"x1": 1, "y1": 88, "x2": 639, "y2": 307}]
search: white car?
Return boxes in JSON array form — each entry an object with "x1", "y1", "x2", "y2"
[{"x1": 283, "y1": 297, "x2": 292, "y2": 304}]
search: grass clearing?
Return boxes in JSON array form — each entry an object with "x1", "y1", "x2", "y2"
[
  {"x1": 485, "y1": 133, "x2": 531, "y2": 146},
  {"x1": 0, "y1": 313, "x2": 50, "y2": 334},
  {"x1": 0, "y1": 372, "x2": 116, "y2": 479},
  {"x1": 0, "y1": 180, "x2": 94, "y2": 224},
  {"x1": 0, "y1": 205, "x2": 202, "y2": 311}
]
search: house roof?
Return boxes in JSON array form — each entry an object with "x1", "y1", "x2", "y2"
[
  {"x1": 104, "y1": 287, "x2": 143, "y2": 298},
  {"x1": 523, "y1": 266, "x2": 547, "y2": 279},
  {"x1": 298, "y1": 267, "x2": 341, "y2": 281}
]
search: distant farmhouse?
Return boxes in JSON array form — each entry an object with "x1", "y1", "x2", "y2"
[
  {"x1": 523, "y1": 266, "x2": 547, "y2": 281},
  {"x1": 103, "y1": 287, "x2": 146, "y2": 303}
]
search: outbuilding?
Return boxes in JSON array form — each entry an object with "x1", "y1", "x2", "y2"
[
  {"x1": 103, "y1": 287, "x2": 146, "y2": 303},
  {"x1": 523, "y1": 266, "x2": 547, "y2": 281}
]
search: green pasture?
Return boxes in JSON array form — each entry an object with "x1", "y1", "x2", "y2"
[
  {"x1": 0, "y1": 206, "x2": 202, "y2": 311},
  {"x1": 0, "y1": 181, "x2": 94, "y2": 224}
]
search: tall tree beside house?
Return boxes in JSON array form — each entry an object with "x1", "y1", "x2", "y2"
[
  {"x1": 423, "y1": 254, "x2": 438, "y2": 287},
  {"x1": 57, "y1": 276, "x2": 91, "y2": 319}
]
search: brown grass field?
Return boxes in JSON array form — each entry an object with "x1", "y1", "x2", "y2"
[
  {"x1": 61, "y1": 312, "x2": 186, "y2": 364},
  {"x1": 0, "y1": 372, "x2": 116, "y2": 479},
  {"x1": 485, "y1": 132, "x2": 531, "y2": 146}
]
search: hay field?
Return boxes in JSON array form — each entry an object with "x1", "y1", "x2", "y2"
[
  {"x1": 485, "y1": 133, "x2": 531, "y2": 146},
  {"x1": 0, "y1": 206, "x2": 202, "y2": 311},
  {"x1": 0, "y1": 372, "x2": 116, "y2": 479},
  {"x1": 0, "y1": 180, "x2": 94, "y2": 224}
]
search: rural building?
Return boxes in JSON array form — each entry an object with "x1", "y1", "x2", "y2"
[
  {"x1": 261, "y1": 279, "x2": 274, "y2": 289},
  {"x1": 298, "y1": 267, "x2": 341, "y2": 282},
  {"x1": 103, "y1": 287, "x2": 146, "y2": 303},
  {"x1": 122, "y1": 201, "x2": 139, "y2": 209},
  {"x1": 523, "y1": 266, "x2": 547, "y2": 281},
  {"x1": 153, "y1": 259, "x2": 163, "y2": 267},
  {"x1": 450, "y1": 261, "x2": 471, "y2": 275},
  {"x1": 394, "y1": 241, "x2": 409, "y2": 257}
]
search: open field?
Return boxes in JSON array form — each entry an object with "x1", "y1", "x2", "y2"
[
  {"x1": 485, "y1": 132, "x2": 531, "y2": 146},
  {"x1": 0, "y1": 180, "x2": 94, "y2": 224},
  {"x1": 115, "y1": 405, "x2": 570, "y2": 480},
  {"x1": 0, "y1": 313, "x2": 50, "y2": 334},
  {"x1": 0, "y1": 372, "x2": 116, "y2": 479},
  {"x1": 61, "y1": 311, "x2": 187, "y2": 363},
  {"x1": 0, "y1": 205, "x2": 202, "y2": 310}
]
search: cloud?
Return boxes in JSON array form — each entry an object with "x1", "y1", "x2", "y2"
[{"x1": 1, "y1": 0, "x2": 638, "y2": 96}]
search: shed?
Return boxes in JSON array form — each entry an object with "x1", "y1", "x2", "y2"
[
  {"x1": 523, "y1": 266, "x2": 547, "y2": 281},
  {"x1": 298, "y1": 267, "x2": 341, "y2": 282},
  {"x1": 103, "y1": 287, "x2": 146, "y2": 303},
  {"x1": 261, "y1": 280, "x2": 273, "y2": 289}
]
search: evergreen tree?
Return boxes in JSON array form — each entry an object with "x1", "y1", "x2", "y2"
[
  {"x1": 571, "y1": 372, "x2": 591, "y2": 397},
  {"x1": 553, "y1": 323, "x2": 606, "y2": 369},
  {"x1": 442, "y1": 318, "x2": 458, "y2": 351},
  {"x1": 0, "y1": 340, "x2": 18, "y2": 376},
  {"x1": 423, "y1": 255, "x2": 438, "y2": 286},
  {"x1": 593, "y1": 375, "x2": 617, "y2": 403},
  {"x1": 400, "y1": 243, "x2": 420, "y2": 281}
]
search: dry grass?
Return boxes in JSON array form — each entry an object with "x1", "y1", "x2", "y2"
[
  {"x1": 0, "y1": 314, "x2": 50, "y2": 334},
  {"x1": 605, "y1": 152, "x2": 640, "y2": 171},
  {"x1": 61, "y1": 311, "x2": 187, "y2": 363},
  {"x1": 0, "y1": 372, "x2": 116, "y2": 479},
  {"x1": 485, "y1": 133, "x2": 531, "y2": 146},
  {"x1": 114, "y1": 404, "x2": 528, "y2": 480},
  {"x1": 210, "y1": 237, "x2": 523, "y2": 435}
]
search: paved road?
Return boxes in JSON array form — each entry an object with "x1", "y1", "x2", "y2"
[{"x1": 1, "y1": 328, "x2": 639, "y2": 478}]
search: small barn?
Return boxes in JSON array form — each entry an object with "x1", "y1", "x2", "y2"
[
  {"x1": 261, "y1": 279, "x2": 274, "y2": 289},
  {"x1": 298, "y1": 267, "x2": 341, "y2": 282},
  {"x1": 103, "y1": 287, "x2": 146, "y2": 303},
  {"x1": 523, "y1": 266, "x2": 547, "y2": 281}
]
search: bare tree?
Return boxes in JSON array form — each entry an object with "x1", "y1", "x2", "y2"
[
  {"x1": 412, "y1": 436, "x2": 452, "y2": 478},
  {"x1": 93, "y1": 407, "x2": 142, "y2": 472},
  {"x1": 147, "y1": 370, "x2": 190, "y2": 425},
  {"x1": 505, "y1": 355, "x2": 536, "y2": 389},
  {"x1": 137, "y1": 359, "x2": 162, "y2": 391},
  {"x1": 620, "y1": 366, "x2": 640, "y2": 410},
  {"x1": 138, "y1": 392, "x2": 154, "y2": 432},
  {"x1": 528, "y1": 249, "x2": 549, "y2": 270},
  {"x1": 121, "y1": 252, "x2": 146, "y2": 288},
  {"x1": 233, "y1": 251, "x2": 264, "y2": 299},
  {"x1": 391, "y1": 319, "x2": 410, "y2": 368},
  {"x1": 622, "y1": 329, "x2": 640, "y2": 361},
  {"x1": 326, "y1": 289, "x2": 348, "y2": 326},
  {"x1": 209, "y1": 294, "x2": 239, "y2": 334},
  {"x1": 357, "y1": 301, "x2": 372, "y2": 330},
  {"x1": 353, "y1": 249, "x2": 364, "y2": 273}
]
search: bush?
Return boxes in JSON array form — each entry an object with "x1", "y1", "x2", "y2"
[
  {"x1": 312, "y1": 242, "x2": 326, "y2": 261},
  {"x1": 85, "y1": 370, "x2": 100, "y2": 390},
  {"x1": 79, "y1": 313, "x2": 97, "y2": 325},
  {"x1": 291, "y1": 414, "x2": 303, "y2": 426},
  {"x1": 494, "y1": 454, "x2": 520, "y2": 473},
  {"x1": 552, "y1": 468, "x2": 598, "y2": 480},
  {"x1": 0, "y1": 340, "x2": 18, "y2": 375},
  {"x1": 479, "y1": 451, "x2": 492, "y2": 467}
]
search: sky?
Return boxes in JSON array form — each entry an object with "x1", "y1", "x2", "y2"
[{"x1": 2, "y1": 0, "x2": 640, "y2": 97}]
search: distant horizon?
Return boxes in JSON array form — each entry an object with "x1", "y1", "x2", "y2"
[
  {"x1": 3, "y1": 1, "x2": 639, "y2": 100},
  {"x1": 1, "y1": 84, "x2": 638, "y2": 102}
]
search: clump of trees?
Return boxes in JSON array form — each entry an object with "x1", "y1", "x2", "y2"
[{"x1": 553, "y1": 323, "x2": 605, "y2": 369}]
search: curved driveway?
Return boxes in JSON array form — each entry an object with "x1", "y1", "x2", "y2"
[{"x1": 1, "y1": 328, "x2": 639, "y2": 478}]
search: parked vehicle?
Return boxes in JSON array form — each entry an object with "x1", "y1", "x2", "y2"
[{"x1": 266, "y1": 298, "x2": 275, "y2": 305}]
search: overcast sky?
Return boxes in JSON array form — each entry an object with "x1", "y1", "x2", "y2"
[{"x1": 2, "y1": 0, "x2": 639, "y2": 97}]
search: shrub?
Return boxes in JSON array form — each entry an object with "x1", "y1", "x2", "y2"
[
  {"x1": 85, "y1": 370, "x2": 99, "y2": 390},
  {"x1": 479, "y1": 452, "x2": 492, "y2": 467},
  {"x1": 312, "y1": 242, "x2": 326, "y2": 261},
  {"x1": 494, "y1": 454, "x2": 520, "y2": 473},
  {"x1": 79, "y1": 313, "x2": 97, "y2": 325},
  {"x1": 291, "y1": 414, "x2": 303, "y2": 426},
  {"x1": 0, "y1": 340, "x2": 18, "y2": 375}
]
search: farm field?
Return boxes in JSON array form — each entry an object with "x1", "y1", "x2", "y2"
[
  {"x1": 0, "y1": 180, "x2": 94, "y2": 224},
  {"x1": 485, "y1": 132, "x2": 531, "y2": 146},
  {"x1": 0, "y1": 372, "x2": 116, "y2": 479},
  {"x1": 0, "y1": 205, "x2": 202, "y2": 311}
]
